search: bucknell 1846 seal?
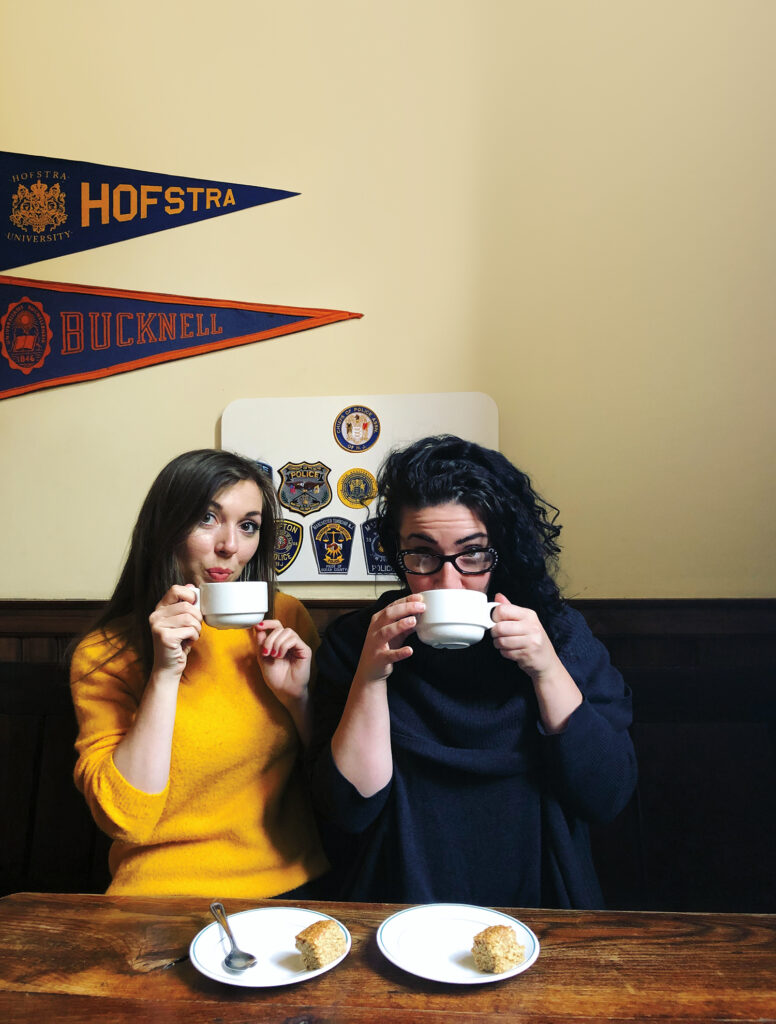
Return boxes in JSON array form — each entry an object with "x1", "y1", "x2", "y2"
[
  {"x1": 333, "y1": 404, "x2": 380, "y2": 452},
  {"x1": 278, "y1": 461, "x2": 332, "y2": 517},
  {"x1": 1, "y1": 297, "x2": 52, "y2": 375}
]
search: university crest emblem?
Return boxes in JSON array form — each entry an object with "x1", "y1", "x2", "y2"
[
  {"x1": 10, "y1": 180, "x2": 67, "y2": 234},
  {"x1": 277, "y1": 461, "x2": 332, "y2": 517},
  {"x1": 1, "y1": 297, "x2": 52, "y2": 375},
  {"x1": 274, "y1": 519, "x2": 303, "y2": 576}
]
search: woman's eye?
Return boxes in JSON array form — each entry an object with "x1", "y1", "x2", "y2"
[
  {"x1": 200, "y1": 511, "x2": 217, "y2": 526},
  {"x1": 459, "y1": 549, "x2": 486, "y2": 566},
  {"x1": 240, "y1": 521, "x2": 259, "y2": 535}
]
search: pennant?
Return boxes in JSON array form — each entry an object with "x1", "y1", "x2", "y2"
[
  {"x1": 0, "y1": 152, "x2": 297, "y2": 271},
  {"x1": 0, "y1": 275, "x2": 362, "y2": 400}
]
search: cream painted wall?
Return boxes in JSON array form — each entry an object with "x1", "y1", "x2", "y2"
[{"x1": 1, "y1": 1, "x2": 774, "y2": 600}]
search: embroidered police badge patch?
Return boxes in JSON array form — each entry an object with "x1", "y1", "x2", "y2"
[
  {"x1": 333, "y1": 405, "x2": 380, "y2": 452},
  {"x1": 361, "y1": 518, "x2": 395, "y2": 576},
  {"x1": 255, "y1": 460, "x2": 273, "y2": 479},
  {"x1": 278, "y1": 461, "x2": 332, "y2": 517},
  {"x1": 337, "y1": 467, "x2": 378, "y2": 509},
  {"x1": 274, "y1": 519, "x2": 303, "y2": 576},
  {"x1": 311, "y1": 517, "x2": 356, "y2": 574}
]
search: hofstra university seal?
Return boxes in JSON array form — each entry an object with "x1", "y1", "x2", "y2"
[
  {"x1": 278, "y1": 461, "x2": 332, "y2": 517},
  {"x1": 1, "y1": 298, "x2": 52, "y2": 375},
  {"x1": 337, "y1": 467, "x2": 378, "y2": 509},
  {"x1": 10, "y1": 180, "x2": 68, "y2": 235},
  {"x1": 333, "y1": 405, "x2": 380, "y2": 452}
]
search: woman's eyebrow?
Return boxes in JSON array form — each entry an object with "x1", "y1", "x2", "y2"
[
  {"x1": 403, "y1": 531, "x2": 487, "y2": 545},
  {"x1": 208, "y1": 500, "x2": 263, "y2": 519}
]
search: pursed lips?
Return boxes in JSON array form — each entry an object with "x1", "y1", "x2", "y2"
[{"x1": 205, "y1": 568, "x2": 234, "y2": 582}]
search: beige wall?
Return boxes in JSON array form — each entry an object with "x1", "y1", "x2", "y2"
[{"x1": 1, "y1": 0, "x2": 774, "y2": 600}]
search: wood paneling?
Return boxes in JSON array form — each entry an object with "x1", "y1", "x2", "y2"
[{"x1": 1, "y1": 598, "x2": 774, "y2": 910}]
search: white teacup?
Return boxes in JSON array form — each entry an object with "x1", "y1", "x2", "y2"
[
  {"x1": 415, "y1": 589, "x2": 498, "y2": 650},
  {"x1": 192, "y1": 581, "x2": 268, "y2": 629}
]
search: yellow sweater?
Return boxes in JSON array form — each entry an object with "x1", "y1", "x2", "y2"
[{"x1": 70, "y1": 592, "x2": 328, "y2": 898}]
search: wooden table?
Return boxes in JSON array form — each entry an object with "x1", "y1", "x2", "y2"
[{"x1": 1, "y1": 893, "x2": 774, "y2": 1023}]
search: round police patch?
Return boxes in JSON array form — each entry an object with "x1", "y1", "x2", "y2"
[
  {"x1": 333, "y1": 405, "x2": 380, "y2": 452},
  {"x1": 337, "y1": 467, "x2": 378, "y2": 509}
]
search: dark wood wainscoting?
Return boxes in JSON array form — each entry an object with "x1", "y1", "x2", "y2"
[{"x1": 2, "y1": 598, "x2": 775, "y2": 911}]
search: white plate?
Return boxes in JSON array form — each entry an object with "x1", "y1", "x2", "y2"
[
  {"x1": 189, "y1": 906, "x2": 351, "y2": 987},
  {"x1": 377, "y1": 903, "x2": 540, "y2": 984}
]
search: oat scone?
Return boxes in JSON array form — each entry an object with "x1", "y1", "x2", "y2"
[
  {"x1": 471, "y1": 924, "x2": 526, "y2": 973},
  {"x1": 295, "y1": 918, "x2": 346, "y2": 969}
]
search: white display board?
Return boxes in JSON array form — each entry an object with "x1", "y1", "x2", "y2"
[{"x1": 221, "y1": 392, "x2": 498, "y2": 582}]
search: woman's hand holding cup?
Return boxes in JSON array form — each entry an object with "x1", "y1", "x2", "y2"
[
  {"x1": 489, "y1": 593, "x2": 560, "y2": 678},
  {"x1": 253, "y1": 620, "x2": 313, "y2": 703},
  {"x1": 355, "y1": 595, "x2": 426, "y2": 686},
  {"x1": 149, "y1": 584, "x2": 202, "y2": 678}
]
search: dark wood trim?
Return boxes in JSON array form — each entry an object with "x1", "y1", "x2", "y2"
[
  {"x1": 573, "y1": 598, "x2": 776, "y2": 635},
  {"x1": 1, "y1": 596, "x2": 775, "y2": 909},
  {"x1": 2, "y1": 597, "x2": 775, "y2": 638}
]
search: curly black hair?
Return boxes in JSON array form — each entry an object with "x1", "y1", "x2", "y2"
[{"x1": 375, "y1": 435, "x2": 565, "y2": 633}]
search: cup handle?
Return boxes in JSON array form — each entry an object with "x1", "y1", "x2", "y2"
[
  {"x1": 482, "y1": 601, "x2": 499, "y2": 629},
  {"x1": 191, "y1": 586, "x2": 200, "y2": 609}
]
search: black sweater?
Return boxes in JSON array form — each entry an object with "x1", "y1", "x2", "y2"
[{"x1": 309, "y1": 592, "x2": 637, "y2": 908}]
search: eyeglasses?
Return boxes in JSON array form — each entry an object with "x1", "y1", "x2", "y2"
[{"x1": 397, "y1": 547, "x2": 499, "y2": 576}]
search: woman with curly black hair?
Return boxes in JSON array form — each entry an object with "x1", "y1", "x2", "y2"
[{"x1": 308, "y1": 435, "x2": 637, "y2": 908}]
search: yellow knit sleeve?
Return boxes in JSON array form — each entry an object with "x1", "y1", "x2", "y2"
[
  {"x1": 275, "y1": 592, "x2": 321, "y2": 654},
  {"x1": 70, "y1": 632, "x2": 168, "y2": 844}
]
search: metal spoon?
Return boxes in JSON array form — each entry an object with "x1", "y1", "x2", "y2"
[{"x1": 209, "y1": 901, "x2": 257, "y2": 971}]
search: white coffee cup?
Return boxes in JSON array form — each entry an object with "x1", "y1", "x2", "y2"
[
  {"x1": 192, "y1": 581, "x2": 268, "y2": 629},
  {"x1": 415, "y1": 589, "x2": 498, "y2": 650}
]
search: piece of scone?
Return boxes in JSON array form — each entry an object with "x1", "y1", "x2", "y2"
[
  {"x1": 295, "y1": 918, "x2": 346, "y2": 970},
  {"x1": 471, "y1": 924, "x2": 526, "y2": 973}
]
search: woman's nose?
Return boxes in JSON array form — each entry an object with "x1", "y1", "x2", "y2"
[
  {"x1": 436, "y1": 561, "x2": 464, "y2": 589},
  {"x1": 215, "y1": 524, "x2": 238, "y2": 554}
]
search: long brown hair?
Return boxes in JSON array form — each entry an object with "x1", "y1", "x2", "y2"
[{"x1": 73, "y1": 449, "x2": 278, "y2": 677}]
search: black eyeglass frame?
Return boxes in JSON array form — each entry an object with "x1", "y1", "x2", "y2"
[{"x1": 397, "y1": 546, "x2": 499, "y2": 576}]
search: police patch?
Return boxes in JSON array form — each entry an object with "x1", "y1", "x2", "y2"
[
  {"x1": 333, "y1": 405, "x2": 380, "y2": 452},
  {"x1": 274, "y1": 519, "x2": 303, "y2": 576},
  {"x1": 277, "y1": 461, "x2": 332, "y2": 517},
  {"x1": 337, "y1": 467, "x2": 378, "y2": 509},
  {"x1": 312, "y1": 517, "x2": 356, "y2": 575},
  {"x1": 255, "y1": 460, "x2": 273, "y2": 479},
  {"x1": 361, "y1": 518, "x2": 395, "y2": 576}
]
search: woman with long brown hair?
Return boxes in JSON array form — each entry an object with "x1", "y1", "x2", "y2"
[{"x1": 70, "y1": 448, "x2": 328, "y2": 897}]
